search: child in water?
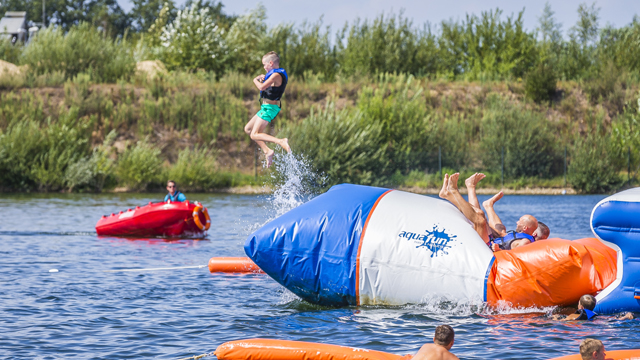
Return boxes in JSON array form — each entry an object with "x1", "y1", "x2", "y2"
[
  {"x1": 243, "y1": 51, "x2": 292, "y2": 168},
  {"x1": 552, "y1": 294, "x2": 634, "y2": 321}
]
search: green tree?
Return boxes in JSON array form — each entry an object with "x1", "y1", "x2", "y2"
[
  {"x1": 225, "y1": 4, "x2": 266, "y2": 74},
  {"x1": 159, "y1": 3, "x2": 227, "y2": 72},
  {"x1": 130, "y1": 0, "x2": 175, "y2": 32}
]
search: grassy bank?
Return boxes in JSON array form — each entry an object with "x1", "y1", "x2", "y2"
[{"x1": 0, "y1": 68, "x2": 638, "y2": 193}]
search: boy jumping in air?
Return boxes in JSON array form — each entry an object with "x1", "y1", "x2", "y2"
[{"x1": 244, "y1": 51, "x2": 292, "y2": 167}]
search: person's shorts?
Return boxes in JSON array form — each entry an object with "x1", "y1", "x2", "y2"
[{"x1": 256, "y1": 104, "x2": 281, "y2": 123}]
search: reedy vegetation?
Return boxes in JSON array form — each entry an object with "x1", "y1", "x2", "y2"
[{"x1": 0, "y1": 2, "x2": 639, "y2": 192}]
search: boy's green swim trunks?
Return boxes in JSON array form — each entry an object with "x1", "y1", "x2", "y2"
[{"x1": 256, "y1": 104, "x2": 281, "y2": 123}]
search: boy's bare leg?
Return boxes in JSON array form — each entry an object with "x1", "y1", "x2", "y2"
[
  {"x1": 439, "y1": 173, "x2": 490, "y2": 244},
  {"x1": 244, "y1": 116, "x2": 268, "y2": 153},
  {"x1": 464, "y1": 173, "x2": 485, "y2": 210},
  {"x1": 249, "y1": 117, "x2": 291, "y2": 153},
  {"x1": 482, "y1": 191, "x2": 507, "y2": 236}
]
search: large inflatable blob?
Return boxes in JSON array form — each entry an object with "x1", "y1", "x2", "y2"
[{"x1": 245, "y1": 184, "x2": 637, "y2": 312}]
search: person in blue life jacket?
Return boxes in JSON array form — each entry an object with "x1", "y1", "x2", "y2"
[
  {"x1": 164, "y1": 180, "x2": 186, "y2": 202},
  {"x1": 552, "y1": 295, "x2": 635, "y2": 321},
  {"x1": 462, "y1": 173, "x2": 541, "y2": 252},
  {"x1": 243, "y1": 51, "x2": 292, "y2": 168}
]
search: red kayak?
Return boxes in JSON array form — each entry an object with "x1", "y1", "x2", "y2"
[{"x1": 96, "y1": 201, "x2": 211, "y2": 238}]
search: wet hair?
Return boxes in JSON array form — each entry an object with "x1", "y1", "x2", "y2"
[
  {"x1": 536, "y1": 221, "x2": 550, "y2": 240},
  {"x1": 579, "y1": 295, "x2": 597, "y2": 311},
  {"x1": 263, "y1": 51, "x2": 280, "y2": 64},
  {"x1": 580, "y1": 338, "x2": 603, "y2": 360},
  {"x1": 434, "y1": 325, "x2": 454, "y2": 346},
  {"x1": 167, "y1": 180, "x2": 177, "y2": 187}
]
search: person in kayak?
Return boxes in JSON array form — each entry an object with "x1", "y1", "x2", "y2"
[
  {"x1": 243, "y1": 51, "x2": 292, "y2": 168},
  {"x1": 411, "y1": 325, "x2": 459, "y2": 360},
  {"x1": 164, "y1": 180, "x2": 186, "y2": 202}
]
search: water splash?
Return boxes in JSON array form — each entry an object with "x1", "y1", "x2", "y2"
[{"x1": 268, "y1": 152, "x2": 327, "y2": 217}]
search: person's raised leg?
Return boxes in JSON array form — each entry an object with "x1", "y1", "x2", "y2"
[
  {"x1": 250, "y1": 117, "x2": 291, "y2": 154},
  {"x1": 482, "y1": 191, "x2": 507, "y2": 236},
  {"x1": 465, "y1": 173, "x2": 485, "y2": 210},
  {"x1": 440, "y1": 173, "x2": 490, "y2": 243},
  {"x1": 245, "y1": 115, "x2": 269, "y2": 155}
]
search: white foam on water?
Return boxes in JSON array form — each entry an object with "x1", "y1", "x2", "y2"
[
  {"x1": 402, "y1": 297, "x2": 556, "y2": 317},
  {"x1": 268, "y1": 152, "x2": 326, "y2": 218}
]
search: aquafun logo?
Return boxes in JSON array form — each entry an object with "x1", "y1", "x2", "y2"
[{"x1": 398, "y1": 226, "x2": 457, "y2": 257}]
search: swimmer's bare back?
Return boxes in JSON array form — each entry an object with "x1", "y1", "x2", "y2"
[{"x1": 411, "y1": 344, "x2": 459, "y2": 360}]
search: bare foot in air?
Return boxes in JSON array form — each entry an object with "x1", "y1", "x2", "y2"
[
  {"x1": 265, "y1": 149, "x2": 275, "y2": 168},
  {"x1": 279, "y1": 138, "x2": 291, "y2": 153},
  {"x1": 447, "y1": 173, "x2": 460, "y2": 193},
  {"x1": 439, "y1": 173, "x2": 450, "y2": 199},
  {"x1": 482, "y1": 191, "x2": 504, "y2": 209},
  {"x1": 465, "y1": 173, "x2": 486, "y2": 189}
]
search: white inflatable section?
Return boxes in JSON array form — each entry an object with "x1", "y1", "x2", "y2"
[{"x1": 358, "y1": 190, "x2": 495, "y2": 305}]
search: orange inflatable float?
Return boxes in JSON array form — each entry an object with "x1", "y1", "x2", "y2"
[
  {"x1": 208, "y1": 257, "x2": 264, "y2": 273},
  {"x1": 548, "y1": 350, "x2": 640, "y2": 360},
  {"x1": 486, "y1": 238, "x2": 617, "y2": 308},
  {"x1": 214, "y1": 339, "x2": 408, "y2": 360}
]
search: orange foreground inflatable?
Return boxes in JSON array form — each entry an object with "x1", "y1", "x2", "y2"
[
  {"x1": 486, "y1": 238, "x2": 617, "y2": 308},
  {"x1": 215, "y1": 339, "x2": 407, "y2": 360},
  {"x1": 214, "y1": 339, "x2": 640, "y2": 360},
  {"x1": 548, "y1": 350, "x2": 640, "y2": 360},
  {"x1": 208, "y1": 257, "x2": 264, "y2": 273}
]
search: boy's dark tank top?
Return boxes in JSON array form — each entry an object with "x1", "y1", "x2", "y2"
[{"x1": 261, "y1": 68, "x2": 288, "y2": 101}]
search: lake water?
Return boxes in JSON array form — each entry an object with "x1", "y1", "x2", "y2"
[{"x1": 1, "y1": 191, "x2": 638, "y2": 359}]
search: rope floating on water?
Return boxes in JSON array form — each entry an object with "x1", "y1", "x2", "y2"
[
  {"x1": 103, "y1": 265, "x2": 206, "y2": 273},
  {"x1": 175, "y1": 351, "x2": 216, "y2": 360}
]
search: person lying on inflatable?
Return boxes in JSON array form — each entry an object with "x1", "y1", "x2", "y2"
[
  {"x1": 412, "y1": 325, "x2": 459, "y2": 360},
  {"x1": 463, "y1": 172, "x2": 543, "y2": 251},
  {"x1": 164, "y1": 180, "x2": 186, "y2": 202},
  {"x1": 440, "y1": 172, "x2": 539, "y2": 252}
]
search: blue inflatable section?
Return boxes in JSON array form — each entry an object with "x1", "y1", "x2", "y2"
[
  {"x1": 244, "y1": 184, "x2": 388, "y2": 305},
  {"x1": 592, "y1": 196, "x2": 640, "y2": 314}
]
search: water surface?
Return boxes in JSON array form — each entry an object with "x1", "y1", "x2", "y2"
[{"x1": 1, "y1": 192, "x2": 638, "y2": 359}]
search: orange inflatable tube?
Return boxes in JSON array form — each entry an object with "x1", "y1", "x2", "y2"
[
  {"x1": 208, "y1": 257, "x2": 264, "y2": 273},
  {"x1": 548, "y1": 349, "x2": 640, "y2": 360},
  {"x1": 486, "y1": 238, "x2": 617, "y2": 308},
  {"x1": 215, "y1": 339, "x2": 408, "y2": 360}
]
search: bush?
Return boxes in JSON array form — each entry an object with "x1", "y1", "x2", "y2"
[
  {"x1": 569, "y1": 132, "x2": 622, "y2": 193},
  {"x1": 225, "y1": 5, "x2": 266, "y2": 74},
  {"x1": 164, "y1": 146, "x2": 218, "y2": 191},
  {"x1": 115, "y1": 139, "x2": 162, "y2": 190},
  {"x1": 480, "y1": 95, "x2": 561, "y2": 178},
  {"x1": 159, "y1": 4, "x2": 227, "y2": 72},
  {"x1": 283, "y1": 102, "x2": 388, "y2": 186},
  {"x1": 0, "y1": 120, "x2": 45, "y2": 189},
  {"x1": 525, "y1": 61, "x2": 557, "y2": 103},
  {"x1": 0, "y1": 38, "x2": 23, "y2": 64},
  {"x1": 21, "y1": 23, "x2": 136, "y2": 82},
  {"x1": 64, "y1": 131, "x2": 117, "y2": 192}
]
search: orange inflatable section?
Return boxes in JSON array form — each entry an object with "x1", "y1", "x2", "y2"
[
  {"x1": 486, "y1": 238, "x2": 617, "y2": 308},
  {"x1": 214, "y1": 339, "x2": 408, "y2": 360},
  {"x1": 208, "y1": 257, "x2": 264, "y2": 273},
  {"x1": 548, "y1": 349, "x2": 640, "y2": 360}
]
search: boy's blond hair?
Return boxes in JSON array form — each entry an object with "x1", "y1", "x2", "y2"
[
  {"x1": 262, "y1": 51, "x2": 280, "y2": 65},
  {"x1": 580, "y1": 339, "x2": 603, "y2": 360}
]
